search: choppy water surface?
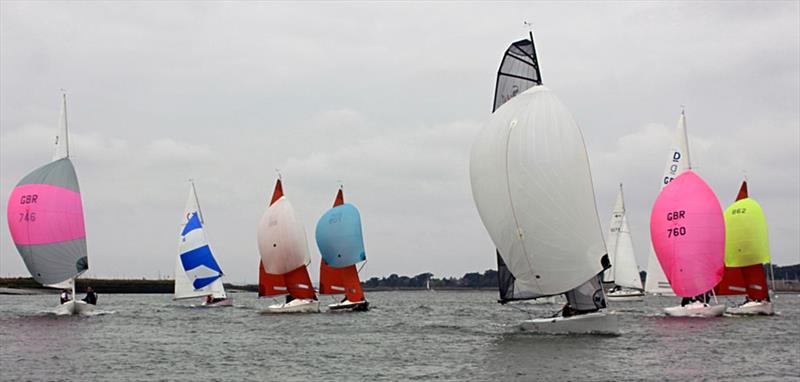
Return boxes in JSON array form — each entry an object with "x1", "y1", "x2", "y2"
[{"x1": 1, "y1": 291, "x2": 798, "y2": 381}]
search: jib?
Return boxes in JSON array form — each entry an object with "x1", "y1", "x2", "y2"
[
  {"x1": 20, "y1": 194, "x2": 38, "y2": 204},
  {"x1": 666, "y1": 210, "x2": 685, "y2": 221}
]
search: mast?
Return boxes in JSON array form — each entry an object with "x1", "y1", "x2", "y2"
[{"x1": 189, "y1": 179, "x2": 204, "y2": 224}]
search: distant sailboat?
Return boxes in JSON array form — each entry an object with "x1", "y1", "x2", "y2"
[
  {"x1": 470, "y1": 31, "x2": 617, "y2": 334},
  {"x1": 174, "y1": 181, "x2": 232, "y2": 307},
  {"x1": 715, "y1": 181, "x2": 774, "y2": 315},
  {"x1": 315, "y1": 187, "x2": 369, "y2": 311},
  {"x1": 651, "y1": 171, "x2": 726, "y2": 317},
  {"x1": 644, "y1": 111, "x2": 691, "y2": 296},
  {"x1": 257, "y1": 178, "x2": 320, "y2": 313},
  {"x1": 604, "y1": 184, "x2": 644, "y2": 301},
  {"x1": 6, "y1": 93, "x2": 93, "y2": 315}
]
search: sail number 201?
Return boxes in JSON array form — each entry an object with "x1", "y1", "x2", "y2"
[{"x1": 666, "y1": 210, "x2": 686, "y2": 238}]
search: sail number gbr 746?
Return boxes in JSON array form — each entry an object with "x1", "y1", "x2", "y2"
[{"x1": 666, "y1": 210, "x2": 686, "y2": 238}]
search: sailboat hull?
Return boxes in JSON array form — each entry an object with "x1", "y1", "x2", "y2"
[
  {"x1": 328, "y1": 299, "x2": 369, "y2": 312},
  {"x1": 201, "y1": 297, "x2": 234, "y2": 307},
  {"x1": 54, "y1": 300, "x2": 95, "y2": 316},
  {"x1": 607, "y1": 289, "x2": 645, "y2": 302},
  {"x1": 263, "y1": 298, "x2": 320, "y2": 314},
  {"x1": 519, "y1": 311, "x2": 618, "y2": 335},
  {"x1": 663, "y1": 302, "x2": 726, "y2": 317},
  {"x1": 726, "y1": 301, "x2": 774, "y2": 316}
]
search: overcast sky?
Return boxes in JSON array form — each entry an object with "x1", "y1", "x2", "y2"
[{"x1": 1, "y1": 1, "x2": 798, "y2": 284}]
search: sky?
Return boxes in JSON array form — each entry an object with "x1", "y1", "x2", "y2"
[{"x1": 1, "y1": 1, "x2": 798, "y2": 284}]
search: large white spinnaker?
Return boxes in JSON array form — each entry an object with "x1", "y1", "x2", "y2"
[
  {"x1": 174, "y1": 182, "x2": 226, "y2": 300},
  {"x1": 644, "y1": 111, "x2": 691, "y2": 295},
  {"x1": 470, "y1": 85, "x2": 608, "y2": 298}
]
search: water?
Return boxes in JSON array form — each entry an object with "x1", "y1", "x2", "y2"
[{"x1": 1, "y1": 291, "x2": 798, "y2": 381}]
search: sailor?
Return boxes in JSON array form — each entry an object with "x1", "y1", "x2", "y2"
[
  {"x1": 60, "y1": 289, "x2": 72, "y2": 304},
  {"x1": 82, "y1": 286, "x2": 97, "y2": 305}
]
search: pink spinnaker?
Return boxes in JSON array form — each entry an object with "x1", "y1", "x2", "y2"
[
  {"x1": 650, "y1": 171, "x2": 724, "y2": 297},
  {"x1": 7, "y1": 184, "x2": 86, "y2": 245}
]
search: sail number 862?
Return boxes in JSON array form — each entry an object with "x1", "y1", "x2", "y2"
[{"x1": 667, "y1": 227, "x2": 686, "y2": 238}]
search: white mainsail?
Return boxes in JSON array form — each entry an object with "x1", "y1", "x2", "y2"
[
  {"x1": 604, "y1": 184, "x2": 642, "y2": 290},
  {"x1": 644, "y1": 111, "x2": 691, "y2": 295},
  {"x1": 174, "y1": 182, "x2": 226, "y2": 300},
  {"x1": 470, "y1": 85, "x2": 607, "y2": 297},
  {"x1": 53, "y1": 93, "x2": 69, "y2": 161}
]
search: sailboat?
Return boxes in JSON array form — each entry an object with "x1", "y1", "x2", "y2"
[
  {"x1": 6, "y1": 93, "x2": 93, "y2": 315},
  {"x1": 174, "y1": 181, "x2": 232, "y2": 307},
  {"x1": 644, "y1": 111, "x2": 691, "y2": 296},
  {"x1": 470, "y1": 31, "x2": 617, "y2": 334},
  {"x1": 604, "y1": 183, "x2": 645, "y2": 301},
  {"x1": 714, "y1": 181, "x2": 774, "y2": 315},
  {"x1": 257, "y1": 177, "x2": 320, "y2": 313},
  {"x1": 650, "y1": 171, "x2": 726, "y2": 317},
  {"x1": 315, "y1": 187, "x2": 369, "y2": 311}
]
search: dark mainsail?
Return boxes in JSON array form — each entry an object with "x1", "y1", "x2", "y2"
[
  {"x1": 497, "y1": 251, "x2": 547, "y2": 303},
  {"x1": 492, "y1": 32, "x2": 543, "y2": 112}
]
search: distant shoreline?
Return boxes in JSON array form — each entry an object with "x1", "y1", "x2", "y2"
[{"x1": 1, "y1": 277, "x2": 798, "y2": 295}]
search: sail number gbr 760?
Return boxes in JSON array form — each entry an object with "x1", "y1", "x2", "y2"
[{"x1": 666, "y1": 210, "x2": 686, "y2": 238}]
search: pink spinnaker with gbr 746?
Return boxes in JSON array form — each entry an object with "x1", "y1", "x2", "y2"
[
  {"x1": 6, "y1": 94, "x2": 88, "y2": 288},
  {"x1": 650, "y1": 170, "x2": 724, "y2": 297}
]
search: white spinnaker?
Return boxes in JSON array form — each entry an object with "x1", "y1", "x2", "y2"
[
  {"x1": 174, "y1": 183, "x2": 225, "y2": 300},
  {"x1": 644, "y1": 111, "x2": 690, "y2": 295},
  {"x1": 603, "y1": 185, "x2": 626, "y2": 284},
  {"x1": 614, "y1": 216, "x2": 643, "y2": 290},
  {"x1": 257, "y1": 196, "x2": 310, "y2": 275},
  {"x1": 470, "y1": 86, "x2": 607, "y2": 297}
]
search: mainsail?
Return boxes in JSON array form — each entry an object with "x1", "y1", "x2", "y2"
[
  {"x1": 493, "y1": 32, "x2": 542, "y2": 112},
  {"x1": 650, "y1": 171, "x2": 724, "y2": 297},
  {"x1": 644, "y1": 111, "x2": 691, "y2": 295},
  {"x1": 603, "y1": 184, "x2": 643, "y2": 290},
  {"x1": 257, "y1": 179, "x2": 317, "y2": 300},
  {"x1": 7, "y1": 94, "x2": 88, "y2": 287},
  {"x1": 316, "y1": 188, "x2": 367, "y2": 302},
  {"x1": 714, "y1": 181, "x2": 771, "y2": 300},
  {"x1": 174, "y1": 182, "x2": 226, "y2": 300}
]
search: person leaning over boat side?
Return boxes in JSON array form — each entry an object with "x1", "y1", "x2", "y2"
[
  {"x1": 82, "y1": 286, "x2": 97, "y2": 305},
  {"x1": 60, "y1": 289, "x2": 72, "y2": 304}
]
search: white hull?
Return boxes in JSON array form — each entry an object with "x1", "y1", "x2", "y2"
[
  {"x1": 664, "y1": 302, "x2": 725, "y2": 317},
  {"x1": 607, "y1": 289, "x2": 644, "y2": 302},
  {"x1": 54, "y1": 300, "x2": 95, "y2": 316},
  {"x1": 263, "y1": 298, "x2": 320, "y2": 314},
  {"x1": 328, "y1": 299, "x2": 369, "y2": 312},
  {"x1": 726, "y1": 301, "x2": 774, "y2": 316},
  {"x1": 519, "y1": 311, "x2": 618, "y2": 335},
  {"x1": 201, "y1": 297, "x2": 234, "y2": 307}
]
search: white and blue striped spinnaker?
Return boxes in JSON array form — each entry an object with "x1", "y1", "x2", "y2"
[{"x1": 179, "y1": 212, "x2": 223, "y2": 289}]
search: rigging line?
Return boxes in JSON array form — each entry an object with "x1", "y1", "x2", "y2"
[{"x1": 503, "y1": 118, "x2": 538, "y2": 292}]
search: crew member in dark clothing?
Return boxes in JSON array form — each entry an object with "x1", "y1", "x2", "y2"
[{"x1": 82, "y1": 286, "x2": 97, "y2": 305}]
